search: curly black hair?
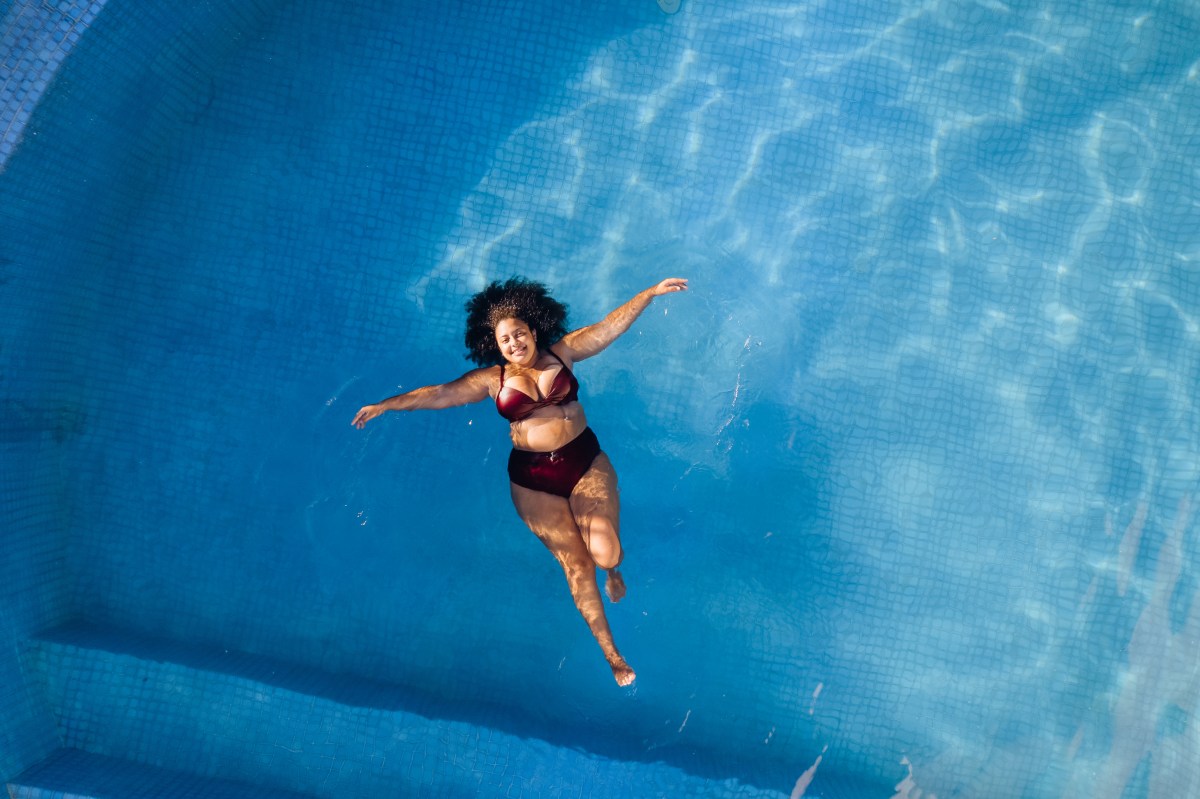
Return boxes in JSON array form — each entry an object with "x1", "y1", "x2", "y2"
[{"x1": 463, "y1": 277, "x2": 570, "y2": 366}]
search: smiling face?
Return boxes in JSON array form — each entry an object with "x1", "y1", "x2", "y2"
[{"x1": 494, "y1": 317, "x2": 538, "y2": 367}]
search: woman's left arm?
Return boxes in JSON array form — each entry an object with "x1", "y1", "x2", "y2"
[{"x1": 557, "y1": 278, "x2": 688, "y2": 361}]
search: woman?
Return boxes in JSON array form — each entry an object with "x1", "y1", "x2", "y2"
[{"x1": 353, "y1": 277, "x2": 688, "y2": 685}]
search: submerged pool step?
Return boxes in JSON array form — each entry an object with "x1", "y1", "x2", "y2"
[
  {"x1": 25, "y1": 622, "x2": 787, "y2": 798},
  {"x1": 9, "y1": 748, "x2": 317, "y2": 799}
]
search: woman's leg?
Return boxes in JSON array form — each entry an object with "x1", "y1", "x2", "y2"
[
  {"x1": 568, "y1": 453, "x2": 625, "y2": 602},
  {"x1": 511, "y1": 480, "x2": 635, "y2": 686}
]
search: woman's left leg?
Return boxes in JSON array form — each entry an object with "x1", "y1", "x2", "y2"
[
  {"x1": 510, "y1": 481, "x2": 635, "y2": 686},
  {"x1": 569, "y1": 452, "x2": 625, "y2": 602}
]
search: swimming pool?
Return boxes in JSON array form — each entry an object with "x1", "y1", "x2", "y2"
[{"x1": 3, "y1": 0, "x2": 1200, "y2": 795}]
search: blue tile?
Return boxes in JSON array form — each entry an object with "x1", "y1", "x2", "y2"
[{"x1": 5, "y1": 0, "x2": 1200, "y2": 796}]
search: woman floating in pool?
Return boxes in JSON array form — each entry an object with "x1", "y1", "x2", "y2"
[{"x1": 352, "y1": 277, "x2": 688, "y2": 686}]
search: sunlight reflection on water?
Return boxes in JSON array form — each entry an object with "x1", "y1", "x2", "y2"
[{"x1": 419, "y1": 0, "x2": 1200, "y2": 795}]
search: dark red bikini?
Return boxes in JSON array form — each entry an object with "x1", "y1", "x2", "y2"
[
  {"x1": 496, "y1": 350, "x2": 579, "y2": 421},
  {"x1": 497, "y1": 350, "x2": 601, "y2": 498}
]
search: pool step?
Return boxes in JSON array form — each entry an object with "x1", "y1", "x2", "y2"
[
  {"x1": 24, "y1": 622, "x2": 786, "y2": 798},
  {"x1": 8, "y1": 748, "x2": 316, "y2": 799}
]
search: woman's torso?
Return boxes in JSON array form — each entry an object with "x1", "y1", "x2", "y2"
[{"x1": 493, "y1": 348, "x2": 588, "y2": 452}]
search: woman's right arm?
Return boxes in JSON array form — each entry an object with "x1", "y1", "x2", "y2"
[{"x1": 352, "y1": 367, "x2": 494, "y2": 428}]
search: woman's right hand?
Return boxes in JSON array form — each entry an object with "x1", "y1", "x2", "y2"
[{"x1": 352, "y1": 404, "x2": 384, "y2": 429}]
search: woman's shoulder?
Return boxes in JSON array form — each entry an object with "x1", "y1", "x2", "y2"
[{"x1": 547, "y1": 342, "x2": 577, "y2": 368}]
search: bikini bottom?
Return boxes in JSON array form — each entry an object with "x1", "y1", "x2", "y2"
[{"x1": 507, "y1": 427, "x2": 601, "y2": 498}]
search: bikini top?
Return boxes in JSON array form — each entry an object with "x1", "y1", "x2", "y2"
[{"x1": 496, "y1": 350, "x2": 580, "y2": 422}]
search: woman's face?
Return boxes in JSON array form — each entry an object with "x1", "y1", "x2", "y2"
[{"x1": 494, "y1": 317, "x2": 538, "y2": 367}]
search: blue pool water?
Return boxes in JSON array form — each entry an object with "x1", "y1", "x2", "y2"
[{"x1": 3, "y1": 0, "x2": 1200, "y2": 796}]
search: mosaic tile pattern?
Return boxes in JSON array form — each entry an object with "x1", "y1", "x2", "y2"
[
  {"x1": 3, "y1": 0, "x2": 1200, "y2": 796},
  {"x1": 0, "y1": 2, "x2": 107, "y2": 773},
  {"x1": 26, "y1": 623, "x2": 792, "y2": 798},
  {"x1": 11, "y1": 748, "x2": 316, "y2": 799},
  {"x1": 1, "y1": 0, "x2": 281, "y2": 785},
  {"x1": 0, "y1": 0, "x2": 107, "y2": 171},
  {"x1": 0, "y1": 452, "x2": 72, "y2": 780}
]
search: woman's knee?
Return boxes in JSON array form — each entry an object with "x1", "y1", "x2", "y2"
[{"x1": 585, "y1": 519, "x2": 622, "y2": 570}]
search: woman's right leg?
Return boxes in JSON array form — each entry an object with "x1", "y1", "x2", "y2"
[{"x1": 510, "y1": 481, "x2": 635, "y2": 686}]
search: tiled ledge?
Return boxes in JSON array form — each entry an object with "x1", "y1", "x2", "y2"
[
  {"x1": 9, "y1": 748, "x2": 316, "y2": 799},
  {"x1": 25, "y1": 622, "x2": 787, "y2": 798}
]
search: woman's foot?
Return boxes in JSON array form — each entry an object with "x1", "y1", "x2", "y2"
[
  {"x1": 605, "y1": 568, "x2": 626, "y2": 603},
  {"x1": 609, "y1": 655, "x2": 636, "y2": 686}
]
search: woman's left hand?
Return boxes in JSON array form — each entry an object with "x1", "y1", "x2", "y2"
[{"x1": 650, "y1": 277, "x2": 688, "y2": 296}]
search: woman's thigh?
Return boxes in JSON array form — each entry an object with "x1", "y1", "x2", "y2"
[
  {"x1": 569, "y1": 452, "x2": 621, "y2": 545},
  {"x1": 510, "y1": 481, "x2": 589, "y2": 562}
]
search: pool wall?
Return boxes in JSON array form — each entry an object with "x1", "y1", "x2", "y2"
[{"x1": 0, "y1": 0, "x2": 284, "y2": 782}]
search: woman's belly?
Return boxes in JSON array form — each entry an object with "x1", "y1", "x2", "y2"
[{"x1": 510, "y1": 402, "x2": 588, "y2": 452}]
